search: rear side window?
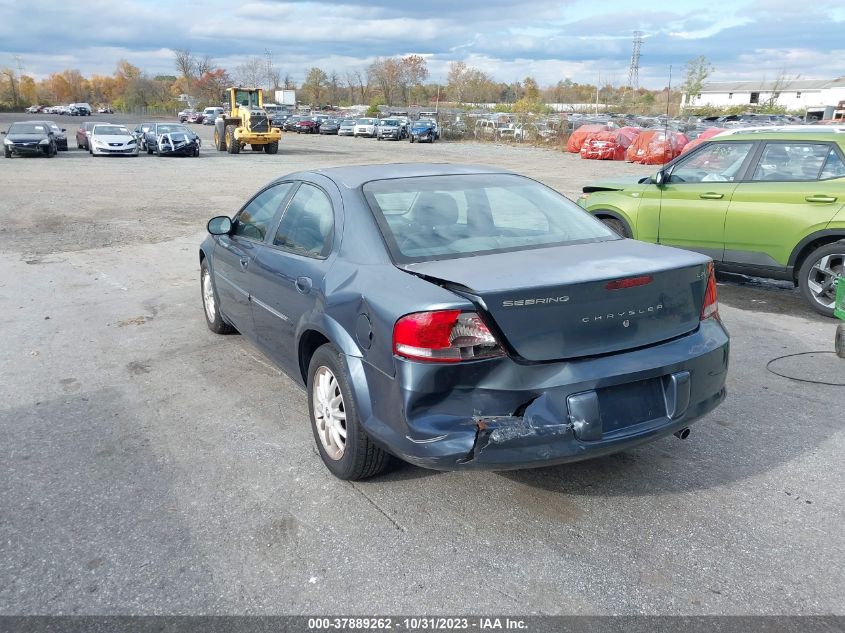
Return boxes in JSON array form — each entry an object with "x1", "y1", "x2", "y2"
[
  {"x1": 821, "y1": 148, "x2": 845, "y2": 179},
  {"x1": 364, "y1": 174, "x2": 613, "y2": 263},
  {"x1": 233, "y1": 183, "x2": 294, "y2": 242},
  {"x1": 752, "y1": 143, "x2": 833, "y2": 181},
  {"x1": 273, "y1": 184, "x2": 334, "y2": 257}
]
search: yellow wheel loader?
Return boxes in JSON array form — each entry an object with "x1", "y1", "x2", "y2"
[{"x1": 213, "y1": 87, "x2": 281, "y2": 155}]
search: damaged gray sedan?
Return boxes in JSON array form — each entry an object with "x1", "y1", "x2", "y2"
[{"x1": 199, "y1": 164, "x2": 729, "y2": 480}]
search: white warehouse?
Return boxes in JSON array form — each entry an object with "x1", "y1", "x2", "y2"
[{"x1": 682, "y1": 77, "x2": 845, "y2": 119}]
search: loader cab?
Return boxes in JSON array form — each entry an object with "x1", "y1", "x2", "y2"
[{"x1": 231, "y1": 88, "x2": 264, "y2": 112}]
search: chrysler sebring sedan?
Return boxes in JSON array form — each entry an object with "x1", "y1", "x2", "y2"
[{"x1": 199, "y1": 164, "x2": 729, "y2": 480}]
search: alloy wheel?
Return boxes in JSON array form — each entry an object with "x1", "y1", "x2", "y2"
[
  {"x1": 806, "y1": 253, "x2": 845, "y2": 309},
  {"x1": 312, "y1": 366, "x2": 347, "y2": 460},
  {"x1": 202, "y1": 270, "x2": 216, "y2": 322}
]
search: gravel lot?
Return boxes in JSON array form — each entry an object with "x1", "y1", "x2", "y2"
[{"x1": 0, "y1": 112, "x2": 842, "y2": 616}]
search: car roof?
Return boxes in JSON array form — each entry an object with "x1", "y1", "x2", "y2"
[
  {"x1": 282, "y1": 163, "x2": 512, "y2": 188},
  {"x1": 715, "y1": 126, "x2": 845, "y2": 142}
]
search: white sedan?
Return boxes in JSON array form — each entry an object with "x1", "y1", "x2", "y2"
[
  {"x1": 89, "y1": 124, "x2": 139, "y2": 156},
  {"x1": 353, "y1": 117, "x2": 378, "y2": 138}
]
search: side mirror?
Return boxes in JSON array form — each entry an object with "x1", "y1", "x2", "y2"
[
  {"x1": 655, "y1": 170, "x2": 666, "y2": 186},
  {"x1": 207, "y1": 216, "x2": 232, "y2": 235},
  {"x1": 61, "y1": 128, "x2": 66, "y2": 132}
]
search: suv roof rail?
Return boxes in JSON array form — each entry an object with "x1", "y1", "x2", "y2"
[{"x1": 717, "y1": 125, "x2": 845, "y2": 136}]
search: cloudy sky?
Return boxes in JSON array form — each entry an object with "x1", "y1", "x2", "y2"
[{"x1": 1, "y1": 0, "x2": 844, "y2": 87}]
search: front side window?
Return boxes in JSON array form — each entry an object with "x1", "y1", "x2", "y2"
[
  {"x1": 233, "y1": 183, "x2": 294, "y2": 242},
  {"x1": 273, "y1": 184, "x2": 334, "y2": 257},
  {"x1": 364, "y1": 174, "x2": 613, "y2": 263},
  {"x1": 669, "y1": 142, "x2": 754, "y2": 183},
  {"x1": 752, "y1": 143, "x2": 833, "y2": 182}
]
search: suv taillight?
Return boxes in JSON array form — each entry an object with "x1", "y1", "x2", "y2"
[
  {"x1": 393, "y1": 310, "x2": 505, "y2": 363},
  {"x1": 701, "y1": 262, "x2": 719, "y2": 321}
]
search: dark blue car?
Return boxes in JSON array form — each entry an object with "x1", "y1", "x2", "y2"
[
  {"x1": 409, "y1": 119, "x2": 438, "y2": 143},
  {"x1": 200, "y1": 164, "x2": 729, "y2": 480}
]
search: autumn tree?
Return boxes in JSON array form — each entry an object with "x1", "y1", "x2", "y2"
[
  {"x1": 522, "y1": 76, "x2": 540, "y2": 102},
  {"x1": 302, "y1": 67, "x2": 328, "y2": 106},
  {"x1": 1, "y1": 68, "x2": 19, "y2": 108},
  {"x1": 400, "y1": 55, "x2": 428, "y2": 104},
  {"x1": 196, "y1": 68, "x2": 231, "y2": 105},
  {"x1": 369, "y1": 58, "x2": 402, "y2": 105}
]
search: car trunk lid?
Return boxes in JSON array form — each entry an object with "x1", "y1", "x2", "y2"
[{"x1": 398, "y1": 240, "x2": 710, "y2": 361}]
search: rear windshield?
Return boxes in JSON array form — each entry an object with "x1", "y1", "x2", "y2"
[{"x1": 363, "y1": 174, "x2": 615, "y2": 263}]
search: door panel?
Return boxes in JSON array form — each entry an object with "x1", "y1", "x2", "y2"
[
  {"x1": 654, "y1": 141, "x2": 756, "y2": 260},
  {"x1": 724, "y1": 142, "x2": 845, "y2": 267},
  {"x1": 212, "y1": 236, "x2": 257, "y2": 334},
  {"x1": 250, "y1": 183, "x2": 336, "y2": 375}
]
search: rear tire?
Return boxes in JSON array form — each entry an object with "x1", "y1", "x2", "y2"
[
  {"x1": 598, "y1": 216, "x2": 630, "y2": 238},
  {"x1": 264, "y1": 141, "x2": 278, "y2": 154},
  {"x1": 798, "y1": 242, "x2": 845, "y2": 317},
  {"x1": 307, "y1": 344, "x2": 390, "y2": 480}
]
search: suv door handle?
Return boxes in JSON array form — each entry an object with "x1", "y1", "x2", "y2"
[
  {"x1": 805, "y1": 195, "x2": 837, "y2": 203},
  {"x1": 699, "y1": 192, "x2": 724, "y2": 199},
  {"x1": 239, "y1": 257, "x2": 249, "y2": 270},
  {"x1": 295, "y1": 276, "x2": 312, "y2": 294}
]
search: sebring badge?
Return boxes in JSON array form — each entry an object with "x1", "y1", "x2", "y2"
[{"x1": 502, "y1": 296, "x2": 569, "y2": 307}]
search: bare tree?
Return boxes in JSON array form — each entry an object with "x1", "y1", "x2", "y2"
[
  {"x1": 765, "y1": 69, "x2": 800, "y2": 109},
  {"x1": 196, "y1": 55, "x2": 214, "y2": 77},
  {"x1": 174, "y1": 49, "x2": 196, "y2": 81},
  {"x1": 233, "y1": 57, "x2": 266, "y2": 88}
]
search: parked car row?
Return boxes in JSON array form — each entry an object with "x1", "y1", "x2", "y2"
[
  {"x1": 26, "y1": 103, "x2": 94, "y2": 116},
  {"x1": 276, "y1": 114, "x2": 440, "y2": 143}
]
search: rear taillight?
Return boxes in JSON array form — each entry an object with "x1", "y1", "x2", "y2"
[
  {"x1": 393, "y1": 310, "x2": 504, "y2": 363},
  {"x1": 701, "y1": 262, "x2": 719, "y2": 321}
]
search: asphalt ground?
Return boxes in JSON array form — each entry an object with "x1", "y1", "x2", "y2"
[{"x1": 0, "y1": 112, "x2": 842, "y2": 615}]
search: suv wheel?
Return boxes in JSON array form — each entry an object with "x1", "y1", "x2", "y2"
[{"x1": 798, "y1": 242, "x2": 845, "y2": 316}]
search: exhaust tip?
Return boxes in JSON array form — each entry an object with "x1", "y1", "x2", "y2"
[{"x1": 674, "y1": 427, "x2": 691, "y2": 440}]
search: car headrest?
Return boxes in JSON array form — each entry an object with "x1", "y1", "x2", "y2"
[{"x1": 412, "y1": 192, "x2": 459, "y2": 226}]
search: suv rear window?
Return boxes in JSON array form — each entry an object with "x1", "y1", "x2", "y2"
[{"x1": 363, "y1": 174, "x2": 614, "y2": 263}]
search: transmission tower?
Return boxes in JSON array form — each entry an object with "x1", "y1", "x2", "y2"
[
  {"x1": 14, "y1": 55, "x2": 25, "y2": 77},
  {"x1": 627, "y1": 31, "x2": 643, "y2": 90}
]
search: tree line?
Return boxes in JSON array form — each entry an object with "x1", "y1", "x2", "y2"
[{"x1": 1, "y1": 50, "x2": 692, "y2": 113}]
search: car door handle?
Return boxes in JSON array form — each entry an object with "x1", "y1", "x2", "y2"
[
  {"x1": 699, "y1": 192, "x2": 724, "y2": 199},
  {"x1": 295, "y1": 276, "x2": 312, "y2": 294},
  {"x1": 805, "y1": 195, "x2": 837, "y2": 203},
  {"x1": 239, "y1": 257, "x2": 249, "y2": 270}
]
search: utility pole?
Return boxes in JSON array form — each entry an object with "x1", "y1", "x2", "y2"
[
  {"x1": 627, "y1": 31, "x2": 643, "y2": 91},
  {"x1": 264, "y1": 48, "x2": 273, "y2": 94}
]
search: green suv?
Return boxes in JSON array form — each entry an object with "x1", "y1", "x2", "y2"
[{"x1": 577, "y1": 128, "x2": 845, "y2": 316}]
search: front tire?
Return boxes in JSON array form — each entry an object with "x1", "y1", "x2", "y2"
[
  {"x1": 264, "y1": 141, "x2": 278, "y2": 154},
  {"x1": 214, "y1": 126, "x2": 226, "y2": 151},
  {"x1": 798, "y1": 242, "x2": 845, "y2": 317},
  {"x1": 226, "y1": 126, "x2": 239, "y2": 154},
  {"x1": 200, "y1": 259, "x2": 235, "y2": 335},
  {"x1": 307, "y1": 344, "x2": 390, "y2": 480}
]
